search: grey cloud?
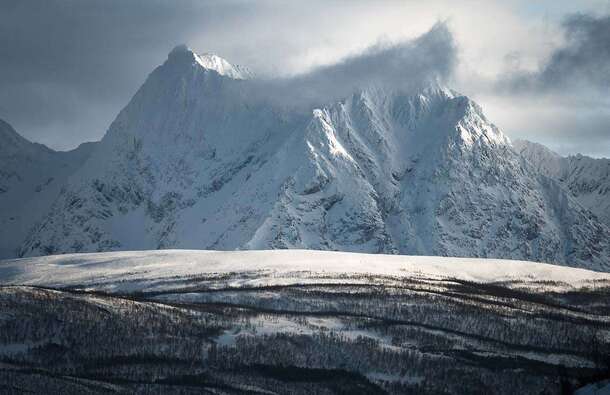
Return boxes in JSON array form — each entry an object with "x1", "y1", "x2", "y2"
[
  {"x1": 508, "y1": 101, "x2": 610, "y2": 157},
  {"x1": 499, "y1": 13, "x2": 610, "y2": 92},
  {"x1": 481, "y1": 12, "x2": 610, "y2": 158},
  {"x1": 247, "y1": 22, "x2": 456, "y2": 109},
  {"x1": 540, "y1": 13, "x2": 610, "y2": 90}
]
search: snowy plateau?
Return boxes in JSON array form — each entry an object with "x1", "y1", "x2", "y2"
[{"x1": 1, "y1": 39, "x2": 610, "y2": 394}]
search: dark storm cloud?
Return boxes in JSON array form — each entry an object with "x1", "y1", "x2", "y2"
[
  {"x1": 0, "y1": 0, "x2": 250, "y2": 149},
  {"x1": 499, "y1": 13, "x2": 610, "y2": 92}
]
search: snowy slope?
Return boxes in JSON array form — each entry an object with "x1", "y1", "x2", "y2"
[
  {"x1": 514, "y1": 139, "x2": 610, "y2": 228},
  {"x1": 12, "y1": 45, "x2": 610, "y2": 270},
  {"x1": 2, "y1": 250, "x2": 609, "y2": 293},
  {"x1": 0, "y1": 119, "x2": 97, "y2": 258},
  {"x1": 17, "y1": 46, "x2": 308, "y2": 256}
]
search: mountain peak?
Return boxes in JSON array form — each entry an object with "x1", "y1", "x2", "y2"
[
  {"x1": 168, "y1": 44, "x2": 192, "y2": 56},
  {"x1": 166, "y1": 44, "x2": 198, "y2": 65},
  {"x1": 166, "y1": 45, "x2": 251, "y2": 80}
]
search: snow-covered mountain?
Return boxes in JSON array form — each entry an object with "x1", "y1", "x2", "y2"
[
  {"x1": 3, "y1": 45, "x2": 609, "y2": 270},
  {"x1": 514, "y1": 139, "x2": 610, "y2": 228},
  {"x1": 0, "y1": 119, "x2": 96, "y2": 258}
]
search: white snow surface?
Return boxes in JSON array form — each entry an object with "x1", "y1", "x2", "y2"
[
  {"x1": 196, "y1": 52, "x2": 253, "y2": 80},
  {"x1": 0, "y1": 250, "x2": 608, "y2": 293},
  {"x1": 170, "y1": 45, "x2": 252, "y2": 79}
]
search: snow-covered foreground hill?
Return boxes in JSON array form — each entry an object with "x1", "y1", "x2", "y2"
[
  {"x1": 1, "y1": 250, "x2": 609, "y2": 394},
  {"x1": 2, "y1": 249, "x2": 610, "y2": 292}
]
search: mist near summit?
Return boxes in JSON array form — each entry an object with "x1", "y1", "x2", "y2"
[{"x1": 251, "y1": 22, "x2": 456, "y2": 109}]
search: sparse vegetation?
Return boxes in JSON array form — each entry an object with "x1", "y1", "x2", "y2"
[{"x1": 1, "y1": 274, "x2": 608, "y2": 394}]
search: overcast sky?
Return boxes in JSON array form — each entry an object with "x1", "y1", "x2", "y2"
[{"x1": 1, "y1": 0, "x2": 609, "y2": 157}]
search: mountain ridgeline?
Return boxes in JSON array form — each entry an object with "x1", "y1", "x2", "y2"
[
  {"x1": 1, "y1": 46, "x2": 609, "y2": 270},
  {"x1": 0, "y1": 119, "x2": 97, "y2": 258}
]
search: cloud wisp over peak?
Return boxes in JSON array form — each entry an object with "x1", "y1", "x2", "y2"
[{"x1": 251, "y1": 22, "x2": 457, "y2": 108}]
